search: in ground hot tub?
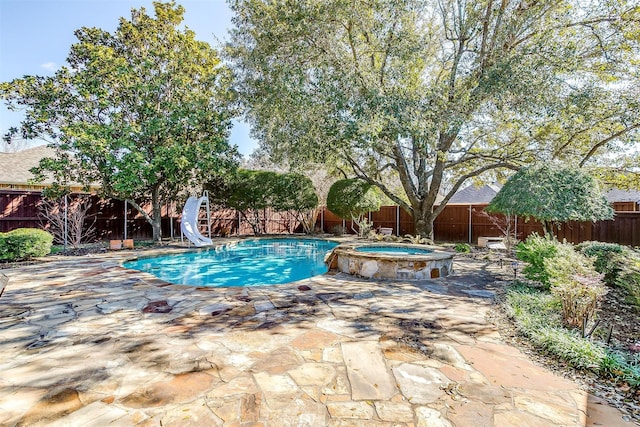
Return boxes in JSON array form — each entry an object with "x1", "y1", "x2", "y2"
[{"x1": 326, "y1": 243, "x2": 453, "y2": 280}]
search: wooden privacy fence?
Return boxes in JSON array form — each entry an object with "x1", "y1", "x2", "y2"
[
  {"x1": 1, "y1": 189, "x2": 639, "y2": 246},
  {"x1": 316, "y1": 205, "x2": 640, "y2": 247},
  {"x1": 0, "y1": 190, "x2": 304, "y2": 242}
]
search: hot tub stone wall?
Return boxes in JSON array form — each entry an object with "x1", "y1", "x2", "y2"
[{"x1": 335, "y1": 251, "x2": 453, "y2": 280}]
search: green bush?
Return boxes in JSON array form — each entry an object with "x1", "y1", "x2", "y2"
[
  {"x1": 330, "y1": 225, "x2": 345, "y2": 236},
  {"x1": 504, "y1": 284, "x2": 606, "y2": 369},
  {"x1": 504, "y1": 283, "x2": 640, "y2": 389},
  {"x1": 615, "y1": 256, "x2": 640, "y2": 307},
  {"x1": 454, "y1": 243, "x2": 472, "y2": 253},
  {"x1": 576, "y1": 241, "x2": 625, "y2": 284},
  {"x1": 516, "y1": 233, "x2": 563, "y2": 287},
  {"x1": 0, "y1": 228, "x2": 54, "y2": 261},
  {"x1": 544, "y1": 243, "x2": 596, "y2": 287},
  {"x1": 577, "y1": 241, "x2": 640, "y2": 308}
]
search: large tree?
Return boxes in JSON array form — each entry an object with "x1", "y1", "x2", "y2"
[
  {"x1": 1, "y1": 2, "x2": 239, "y2": 242},
  {"x1": 227, "y1": 0, "x2": 639, "y2": 238}
]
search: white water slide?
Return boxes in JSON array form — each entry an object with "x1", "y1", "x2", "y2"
[{"x1": 180, "y1": 195, "x2": 212, "y2": 247}]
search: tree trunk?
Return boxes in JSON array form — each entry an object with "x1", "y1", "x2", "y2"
[
  {"x1": 412, "y1": 202, "x2": 437, "y2": 240},
  {"x1": 151, "y1": 187, "x2": 163, "y2": 243},
  {"x1": 542, "y1": 220, "x2": 553, "y2": 238},
  {"x1": 126, "y1": 195, "x2": 162, "y2": 244}
]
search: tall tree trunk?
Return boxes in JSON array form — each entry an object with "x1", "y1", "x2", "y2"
[
  {"x1": 412, "y1": 201, "x2": 438, "y2": 240},
  {"x1": 151, "y1": 186, "x2": 163, "y2": 243},
  {"x1": 127, "y1": 196, "x2": 162, "y2": 244}
]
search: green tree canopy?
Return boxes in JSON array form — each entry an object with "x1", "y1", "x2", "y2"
[
  {"x1": 1, "y1": 2, "x2": 239, "y2": 241},
  {"x1": 487, "y1": 164, "x2": 614, "y2": 236},
  {"x1": 327, "y1": 178, "x2": 381, "y2": 221},
  {"x1": 208, "y1": 169, "x2": 318, "y2": 235},
  {"x1": 227, "y1": 0, "x2": 639, "y2": 238}
]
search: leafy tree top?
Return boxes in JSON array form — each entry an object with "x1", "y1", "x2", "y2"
[
  {"x1": 2, "y1": 1, "x2": 238, "y2": 201},
  {"x1": 326, "y1": 178, "x2": 381, "y2": 220},
  {"x1": 1, "y1": 2, "x2": 239, "y2": 241},
  {"x1": 487, "y1": 164, "x2": 614, "y2": 226},
  {"x1": 227, "y1": 0, "x2": 639, "y2": 237},
  {"x1": 208, "y1": 169, "x2": 318, "y2": 213}
]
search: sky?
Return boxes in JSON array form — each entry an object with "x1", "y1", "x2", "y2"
[{"x1": 0, "y1": 0, "x2": 258, "y2": 156}]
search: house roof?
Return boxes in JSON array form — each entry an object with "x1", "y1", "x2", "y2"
[
  {"x1": 0, "y1": 145, "x2": 57, "y2": 185},
  {"x1": 605, "y1": 188, "x2": 640, "y2": 203},
  {"x1": 448, "y1": 183, "x2": 502, "y2": 204}
]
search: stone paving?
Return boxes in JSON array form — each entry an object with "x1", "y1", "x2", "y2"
[{"x1": 0, "y1": 247, "x2": 635, "y2": 426}]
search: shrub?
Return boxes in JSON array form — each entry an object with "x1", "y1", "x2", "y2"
[
  {"x1": 504, "y1": 282, "x2": 640, "y2": 391},
  {"x1": 455, "y1": 243, "x2": 472, "y2": 253},
  {"x1": 576, "y1": 241, "x2": 625, "y2": 284},
  {"x1": 516, "y1": 233, "x2": 563, "y2": 287},
  {"x1": 330, "y1": 225, "x2": 345, "y2": 236},
  {"x1": 543, "y1": 242, "x2": 606, "y2": 326},
  {"x1": 615, "y1": 256, "x2": 640, "y2": 307},
  {"x1": 577, "y1": 241, "x2": 640, "y2": 308},
  {"x1": 504, "y1": 284, "x2": 606, "y2": 369},
  {"x1": 550, "y1": 273, "x2": 607, "y2": 327},
  {"x1": 545, "y1": 244, "x2": 598, "y2": 287},
  {"x1": 0, "y1": 228, "x2": 54, "y2": 261}
]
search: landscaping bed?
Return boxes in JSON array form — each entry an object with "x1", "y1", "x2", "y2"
[{"x1": 482, "y1": 237, "x2": 640, "y2": 424}]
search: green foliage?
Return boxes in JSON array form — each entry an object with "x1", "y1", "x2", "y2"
[
  {"x1": 577, "y1": 241, "x2": 640, "y2": 308},
  {"x1": 1, "y1": 3, "x2": 239, "y2": 241},
  {"x1": 228, "y1": 0, "x2": 638, "y2": 239},
  {"x1": 271, "y1": 172, "x2": 318, "y2": 213},
  {"x1": 330, "y1": 225, "x2": 345, "y2": 236},
  {"x1": 517, "y1": 234, "x2": 606, "y2": 325},
  {"x1": 504, "y1": 283, "x2": 640, "y2": 389},
  {"x1": 545, "y1": 244, "x2": 598, "y2": 288},
  {"x1": 208, "y1": 169, "x2": 318, "y2": 235},
  {"x1": 454, "y1": 243, "x2": 472, "y2": 253},
  {"x1": 487, "y1": 164, "x2": 613, "y2": 237},
  {"x1": 0, "y1": 228, "x2": 53, "y2": 261},
  {"x1": 504, "y1": 284, "x2": 606, "y2": 369},
  {"x1": 576, "y1": 241, "x2": 626, "y2": 282},
  {"x1": 516, "y1": 234, "x2": 562, "y2": 287},
  {"x1": 617, "y1": 259, "x2": 640, "y2": 307},
  {"x1": 601, "y1": 352, "x2": 640, "y2": 390},
  {"x1": 326, "y1": 179, "x2": 381, "y2": 220},
  {"x1": 327, "y1": 178, "x2": 382, "y2": 237}
]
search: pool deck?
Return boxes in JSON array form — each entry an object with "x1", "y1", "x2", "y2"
[{"x1": 0, "y1": 246, "x2": 634, "y2": 426}]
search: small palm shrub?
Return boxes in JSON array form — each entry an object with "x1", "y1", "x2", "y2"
[{"x1": 454, "y1": 243, "x2": 472, "y2": 253}]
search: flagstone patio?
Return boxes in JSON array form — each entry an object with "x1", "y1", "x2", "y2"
[{"x1": 0, "y1": 247, "x2": 633, "y2": 426}]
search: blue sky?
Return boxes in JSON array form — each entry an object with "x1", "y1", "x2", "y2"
[{"x1": 0, "y1": 0, "x2": 258, "y2": 156}]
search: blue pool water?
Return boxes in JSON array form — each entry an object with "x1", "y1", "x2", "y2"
[
  {"x1": 123, "y1": 238, "x2": 338, "y2": 288},
  {"x1": 356, "y1": 246, "x2": 433, "y2": 256}
]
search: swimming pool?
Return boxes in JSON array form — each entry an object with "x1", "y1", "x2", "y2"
[{"x1": 123, "y1": 238, "x2": 338, "y2": 288}]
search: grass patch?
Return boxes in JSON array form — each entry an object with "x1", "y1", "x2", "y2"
[{"x1": 504, "y1": 282, "x2": 640, "y2": 389}]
